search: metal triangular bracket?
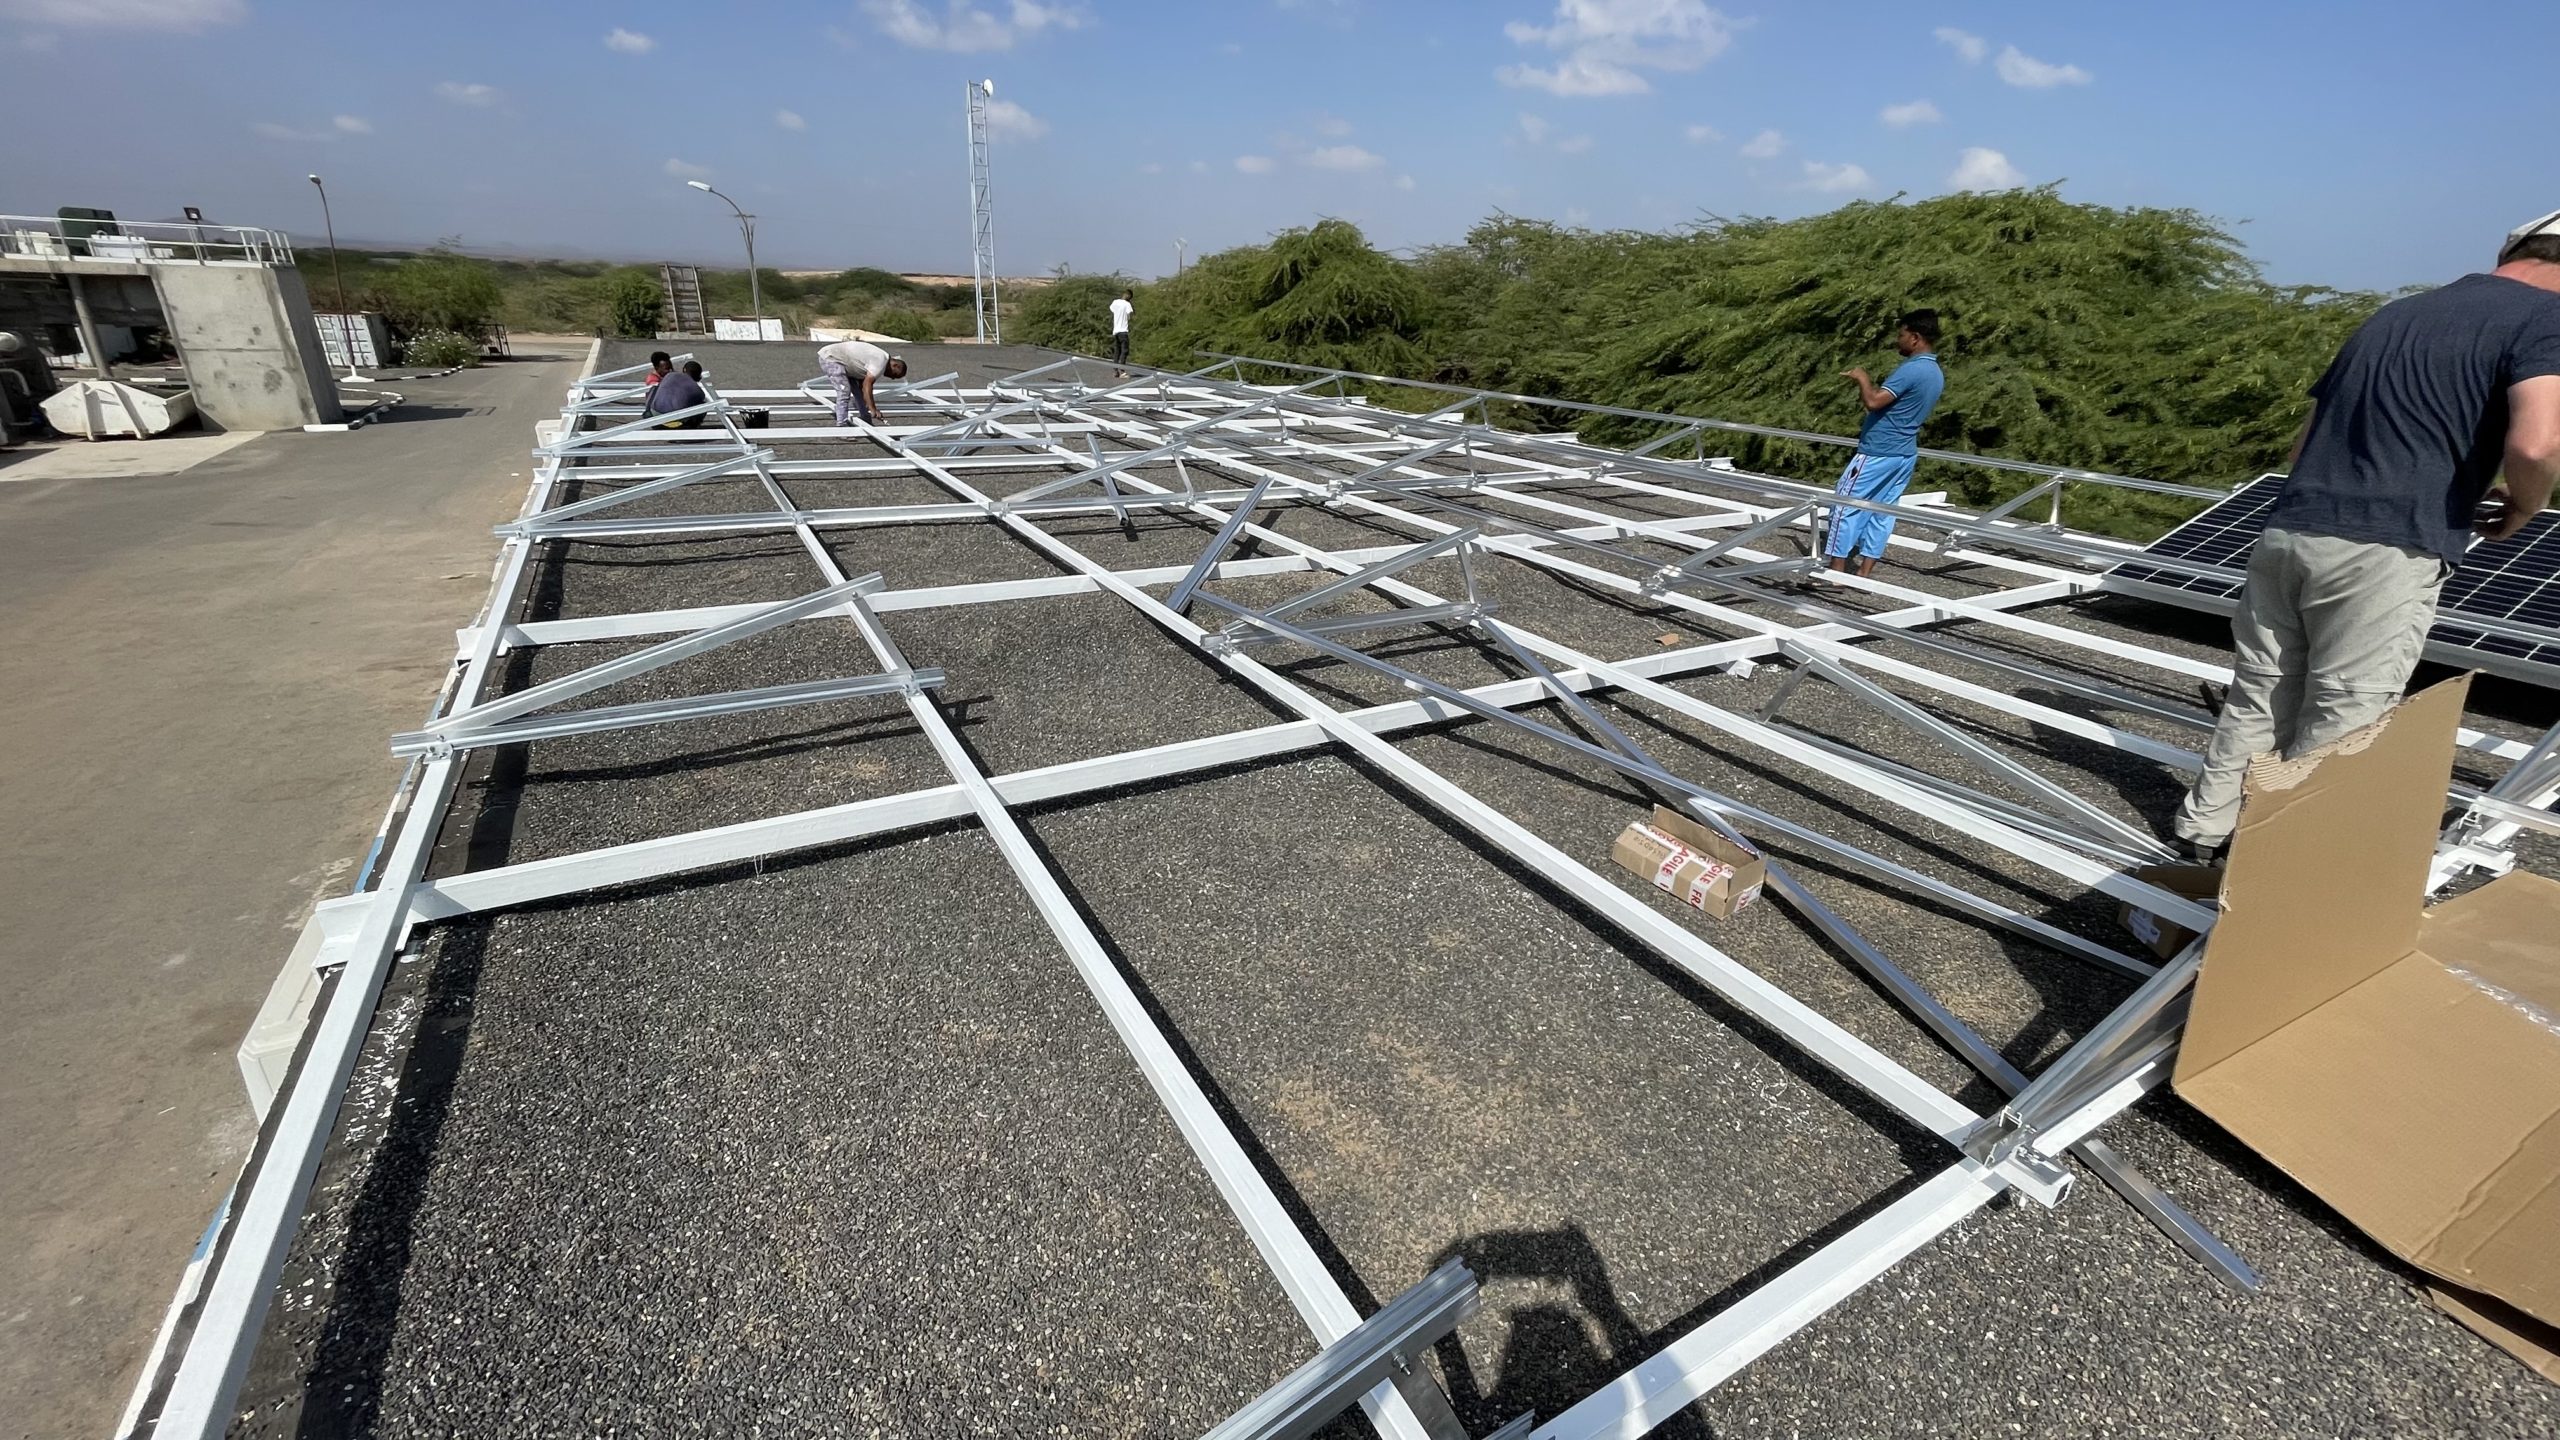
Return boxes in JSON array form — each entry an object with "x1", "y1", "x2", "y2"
[
  {"x1": 389, "y1": 575, "x2": 942, "y2": 760},
  {"x1": 1197, "y1": 529, "x2": 1495, "y2": 654}
]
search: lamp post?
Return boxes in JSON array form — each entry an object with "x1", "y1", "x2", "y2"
[
  {"x1": 685, "y1": 179, "x2": 762, "y2": 333},
  {"x1": 306, "y1": 173, "x2": 370, "y2": 381}
]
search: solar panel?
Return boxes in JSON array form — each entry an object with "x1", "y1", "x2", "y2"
[{"x1": 2108, "y1": 474, "x2": 2560, "y2": 679}]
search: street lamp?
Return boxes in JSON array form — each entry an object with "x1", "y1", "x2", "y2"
[
  {"x1": 305, "y1": 173, "x2": 371, "y2": 382},
  {"x1": 685, "y1": 179, "x2": 763, "y2": 333}
]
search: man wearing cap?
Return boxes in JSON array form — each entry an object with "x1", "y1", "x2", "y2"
[
  {"x1": 2170, "y1": 211, "x2": 2560, "y2": 860},
  {"x1": 816, "y1": 338, "x2": 909, "y2": 428}
]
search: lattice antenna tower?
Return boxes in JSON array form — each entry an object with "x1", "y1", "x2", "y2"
[{"x1": 966, "y1": 78, "x2": 999, "y2": 343}]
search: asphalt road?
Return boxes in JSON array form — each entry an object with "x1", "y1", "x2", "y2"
[
  {"x1": 219, "y1": 341, "x2": 2560, "y2": 1438},
  {"x1": 0, "y1": 343, "x2": 586, "y2": 1440}
]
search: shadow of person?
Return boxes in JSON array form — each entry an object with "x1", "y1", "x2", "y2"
[{"x1": 1428, "y1": 1223, "x2": 1715, "y2": 1440}]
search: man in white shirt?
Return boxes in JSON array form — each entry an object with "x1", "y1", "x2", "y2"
[
  {"x1": 1108, "y1": 289, "x2": 1133, "y2": 374},
  {"x1": 816, "y1": 338, "x2": 908, "y2": 427}
]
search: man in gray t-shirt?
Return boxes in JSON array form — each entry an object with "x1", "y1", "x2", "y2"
[
  {"x1": 2171, "y1": 212, "x2": 2560, "y2": 855},
  {"x1": 816, "y1": 338, "x2": 909, "y2": 427}
]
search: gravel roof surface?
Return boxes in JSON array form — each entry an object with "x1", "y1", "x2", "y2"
[{"x1": 227, "y1": 341, "x2": 2560, "y2": 1439}]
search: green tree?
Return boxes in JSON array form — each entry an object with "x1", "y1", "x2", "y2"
[
  {"x1": 1012, "y1": 272, "x2": 1137, "y2": 353},
  {"x1": 380, "y1": 242, "x2": 505, "y2": 334},
  {"x1": 606, "y1": 271, "x2": 664, "y2": 338},
  {"x1": 1136, "y1": 219, "x2": 1431, "y2": 380},
  {"x1": 1550, "y1": 190, "x2": 2376, "y2": 525}
]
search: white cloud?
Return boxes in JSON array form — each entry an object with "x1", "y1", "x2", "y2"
[
  {"x1": 1218, "y1": 40, "x2": 1242, "y2": 54},
  {"x1": 1564, "y1": 206, "x2": 1592, "y2": 226},
  {"x1": 1395, "y1": 173, "x2": 1416, "y2": 191},
  {"x1": 1515, "y1": 111, "x2": 1593, "y2": 153},
  {"x1": 1314, "y1": 112, "x2": 1354, "y2": 139},
  {"x1": 982, "y1": 97, "x2": 1047, "y2": 139},
  {"x1": 1189, "y1": 159, "x2": 1209, "y2": 173},
  {"x1": 664, "y1": 157, "x2": 713, "y2": 180},
  {"x1": 435, "y1": 81, "x2": 498, "y2": 106},
  {"x1": 1799, "y1": 160, "x2": 1872, "y2": 194},
  {"x1": 250, "y1": 121, "x2": 332, "y2": 142},
  {"x1": 1498, "y1": 0, "x2": 1739, "y2": 97},
  {"x1": 17, "y1": 29, "x2": 57, "y2": 48},
  {"x1": 775, "y1": 109, "x2": 807, "y2": 131},
  {"x1": 1933, "y1": 26, "x2": 1985, "y2": 63},
  {"x1": 604, "y1": 26, "x2": 654, "y2": 53},
  {"x1": 1234, "y1": 154, "x2": 1275, "y2": 174},
  {"x1": 1139, "y1": 161, "x2": 1164, "y2": 175},
  {"x1": 861, "y1": 0, "x2": 1085, "y2": 52},
  {"x1": 1879, "y1": 99, "x2": 1941, "y2": 128},
  {"x1": 1995, "y1": 44, "x2": 2090, "y2": 88},
  {"x1": 0, "y1": 0, "x2": 242, "y2": 30},
  {"x1": 1683, "y1": 123, "x2": 1721, "y2": 144},
  {"x1": 1304, "y1": 143, "x2": 1385, "y2": 171},
  {"x1": 1948, "y1": 145, "x2": 2026, "y2": 190},
  {"x1": 332, "y1": 114, "x2": 371, "y2": 134},
  {"x1": 1738, "y1": 128, "x2": 1784, "y2": 160}
]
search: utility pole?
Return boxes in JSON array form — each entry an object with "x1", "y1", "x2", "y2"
[
  {"x1": 966, "y1": 78, "x2": 999, "y2": 343},
  {"x1": 1176, "y1": 237, "x2": 1187, "y2": 275}
]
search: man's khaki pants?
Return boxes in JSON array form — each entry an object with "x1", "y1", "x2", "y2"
[{"x1": 2171, "y1": 527, "x2": 2449, "y2": 847}]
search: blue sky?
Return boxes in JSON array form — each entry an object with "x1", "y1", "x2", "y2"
[{"x1": 0, "y1": 0, "x2": 2550, "y2": 291}]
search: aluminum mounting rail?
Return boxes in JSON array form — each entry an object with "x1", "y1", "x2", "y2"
[{"x1": 1200, "y1": 1261, "x2": 1507, "y2": 1440}]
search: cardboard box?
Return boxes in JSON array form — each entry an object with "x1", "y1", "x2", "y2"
[
  {"x1": 2117, "y1": 862, "x2": 2224, "y2": 960},
  {"x1": 1610, "y1": 805, "x2": 1767, "y2": 920},
  {"x1": 2172, "y1": 676, "x2": 2560, "y2": 1379}
]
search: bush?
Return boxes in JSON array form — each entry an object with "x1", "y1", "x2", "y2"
[
  {"x1": 606, "y1": 272, "x2": 664, "y2": 338},
  {"x1": 381, "y1": 245, "x2": 504, "y2": 334},
  {"x1": 1130, "y1": 220, "x2": 1432, "y2": 383},
  {"x1": 403, "y1": 329, "x2": 481, "y2": 368},
  {"x1": 1013, "y1": 273, "x2": 1135, "y2": 354}
]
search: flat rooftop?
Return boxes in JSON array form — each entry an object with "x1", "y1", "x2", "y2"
[{"x1": 181, "y1": 339, "x2": 2560, "y2": 1438}]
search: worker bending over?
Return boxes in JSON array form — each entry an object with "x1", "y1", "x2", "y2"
[
  {"x1": 2171, "y1": 210, "x2": 2560, "y2": 860},
  {"x1": 817, "y1": 338, "x2": 908, "y2": 427},
  {"x1": 1828, "y1": 310, "x2": 1947, "y2": 576}
]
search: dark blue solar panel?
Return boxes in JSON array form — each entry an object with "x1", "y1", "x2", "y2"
[{"x1": 2110, "y1": 474, "x2": 2560, "y2": 672}]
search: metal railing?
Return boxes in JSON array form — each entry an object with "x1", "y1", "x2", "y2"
[
  {"x1": 1191, "y1": 350, "x2": 2232, "y2": 502},
  {"x1": 0, "y1": 215, "x2": 294, "y2": 266}
]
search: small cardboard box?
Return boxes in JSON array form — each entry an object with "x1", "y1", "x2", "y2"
[
  {"x1": 2172, "y1": 676, "x2": 2560, "y2": 1379},
  {"x1": 2117, "y1": 863, "x2": 2224, "y2": 959},
  {"x1": 1610, "y1": 805, "x2": 1767, "y2": 920}
]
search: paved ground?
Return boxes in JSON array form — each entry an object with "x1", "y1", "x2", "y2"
[
  {"x1": 0, "y1": 341, "x2": 585, "y2": 1440},
  {"x1": 215, "y1": 341, "x2": 2560, "y2": 1438}
]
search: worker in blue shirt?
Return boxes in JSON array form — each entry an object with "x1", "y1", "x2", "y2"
[{"x1": 1826, "y1": 310, "x2": 1947, "y2": 577}]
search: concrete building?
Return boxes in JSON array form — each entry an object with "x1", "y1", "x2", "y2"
[{"x1": 0, "y1": 215, "x2": 342, "y2": 432}]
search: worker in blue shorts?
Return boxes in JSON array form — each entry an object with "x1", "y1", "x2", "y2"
[{"x1": 1826, "y1": 309, "x2": 1946, "y2": 577}]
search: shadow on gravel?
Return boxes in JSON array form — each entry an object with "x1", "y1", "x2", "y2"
[{"x1": 1430, "y1": 1222, "x2": 1717, "y2": 1440}]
